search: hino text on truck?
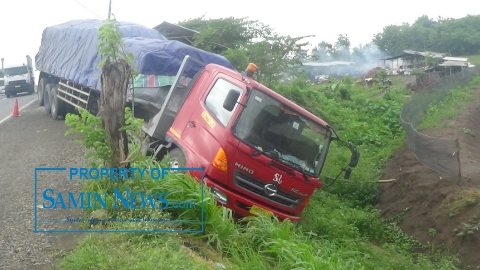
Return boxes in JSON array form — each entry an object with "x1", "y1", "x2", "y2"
[
  {"x1": 1, "y1": 56, "x2": 36, "y2": 98},
  {"x1": 35, "y1": 19, "x2": 360, "y2": 221}
]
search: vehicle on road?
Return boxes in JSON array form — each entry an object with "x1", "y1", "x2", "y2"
[
  {"x1": 35, "y1": 19, "x2": 360, "y2": 222},
  {"x1": 0, "y1": 70, "x2": 4, "y2": 94},
  {"x1": 1, "y1": 56, "x2": 36, "y2": 98}
]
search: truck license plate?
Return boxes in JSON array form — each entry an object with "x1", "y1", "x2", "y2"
[
  {"x1": 15, "y1": 85, "x2": 20, "y2": 88},
  {"x1": 249, "y1": 205, "x2": 273, "y2": 217}
]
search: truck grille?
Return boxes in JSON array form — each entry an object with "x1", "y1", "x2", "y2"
[
  {"x1": 233, "y1": 170, "x2": 302, "y2": 208},
  {"x1": 8, "y1": 80, "x2": 26, "y2": 85}
]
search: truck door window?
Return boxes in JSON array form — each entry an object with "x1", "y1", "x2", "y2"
[{"x1": 204, "y1": 78, "x2": 243, "y2": 127}]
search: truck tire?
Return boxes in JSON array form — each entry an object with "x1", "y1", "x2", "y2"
[
  {"x1": 168, "y1": 148, "x2": 186, "y2": 168},
  {"x1": 38, "y1": 78, "x2": 50, "y2": 106},
  {"x1": 44, "y1": 84, "x2": 54, "y2": 114},
  {"x1": 50, "y1": 86, "x2": 66, "y2": 120}
]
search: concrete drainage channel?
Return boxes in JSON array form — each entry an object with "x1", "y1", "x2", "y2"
[{"x1": 182, "y1": 242, "x2": 226, "y2": 269}]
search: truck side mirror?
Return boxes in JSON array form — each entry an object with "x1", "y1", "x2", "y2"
[
  {"x1": 344, "y1": 168, "x2": 353, "y2": 179},
  {"x1": 223, "y1": 89, "x2": 241, "y2": 112},
  {"x1": 349, "y1": 150, "x2": 360, "y2": 167}
]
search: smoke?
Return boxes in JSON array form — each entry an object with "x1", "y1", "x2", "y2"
[
  {"x1": 305, "y1": 42, "x2": 391, "y2": 78},
  {"x1": 350, "y1": 43, "x2": 389, "y2": 71}
]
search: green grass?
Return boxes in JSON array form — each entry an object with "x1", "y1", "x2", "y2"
[
  {"x1": 56, "y1": 76, "x2": 466, "y2": 269},
  {"x1": 420, "y1": 76, "x2": 480, "y2": 130},
  {"x1": 57, "y1": 234, "x2": 214, "y2": 270},
  {"x1": 461, "y1": 54, "x2": 480, "y2": 65}
]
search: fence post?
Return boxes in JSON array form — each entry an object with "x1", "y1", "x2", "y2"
[{"x1": 455, "y1": 129, "x2": 462, "y2": 181}]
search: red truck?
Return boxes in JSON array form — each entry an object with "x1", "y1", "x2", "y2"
[
  {"x1": 35, "y1": 20, "x2": 360, "y2": 221},
  {"x1": 142, "y1": 58, "x2": 360, "y2": 221}
]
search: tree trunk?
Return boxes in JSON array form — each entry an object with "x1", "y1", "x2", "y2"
[{"x1": 99, "y1": 59, "x2": 131, "y2": 169}]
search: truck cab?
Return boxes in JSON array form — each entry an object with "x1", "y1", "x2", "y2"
[
  {"x1": 1, "y1": 56, "x2": 35, "y2": 98},
  {"x1": 142, "y1": 57, "x2": 358, "y2": 221}
]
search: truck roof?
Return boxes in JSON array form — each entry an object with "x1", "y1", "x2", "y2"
[
  {"x1": 3, "y1": 64, "x2": 27, "y2": 69},
  {"x1": 204, "y1": 63, "x2": 331, "y2": 129}
]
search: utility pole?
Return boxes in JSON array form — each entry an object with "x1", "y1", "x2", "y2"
[{"x1": 108, "y1": 0, "x2": 112, "y2": 19}]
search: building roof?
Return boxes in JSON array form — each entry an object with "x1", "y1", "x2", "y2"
[
  {"x1": 381, "y1": 53, "x2": 410, "y2": 61},
  {"x1": 381, "y1": 50, "x2": 446, "y2": 61},
  {"x1": 443, "y1": 56, "x2": 468, "y2": 62},
  {"x1": 152, "y1": 21, "x2": 229, "y2": 52},
  {"x1": 403, "y1": 50, "x2": 446, "y2": 59},
  {"x1": 438, "y1": 61, "x2": 469, "y2": 67},
  {"x1": 153, "y1": 21, "x2": 198, "y2": 44},
  {"x1": 302, "y1": 61, "x2": 356, "y2": 67}
]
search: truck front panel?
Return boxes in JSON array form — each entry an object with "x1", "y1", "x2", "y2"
[
  {"x1": 3, "y1": 64, "x2": 34, "y2": 95},
  {"x1": 168, "y1": 68, "x2": 331, "y2": 221}
]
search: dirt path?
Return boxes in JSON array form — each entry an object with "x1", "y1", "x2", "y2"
[
  {"x1": 0, "y1": 104, "x2": 85, "y2": 270},
  {"x1": 378, "y1": 90, "x2": 480, "y2": 268}
]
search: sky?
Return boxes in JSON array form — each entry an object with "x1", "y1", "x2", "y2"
[{"x1": 0, "y1": 0, "x2": 476, "y2": 69}]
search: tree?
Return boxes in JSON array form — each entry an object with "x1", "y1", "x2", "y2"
[
  {"x1": 373, "y1": 14, "x2": 480, "y2": 56},
  {"x1": 178, "y1": 16, "x2": 272, "y2": 52},
  {"x1": 312, "y1": 41, "x2": 334, "y2": 61},
  {"x1": 178, "y1": 16, "x2": 313, "y2": 86},
  {"x1": 97, "y1": 16, "x2": 133, "y2": 169},
  {"x1": 333, "y1": 34, "x2": 351, "y2": 60}
]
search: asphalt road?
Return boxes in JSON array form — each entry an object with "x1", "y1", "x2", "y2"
[
  {"x1": 0, "y1": 101, "x2": 85, "y2": 269},
  {"x1": 0, "y1": 89, "x2": 38, "y2": 122}
]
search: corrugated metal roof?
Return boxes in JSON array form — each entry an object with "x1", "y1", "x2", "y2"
[
  {"x1": 302, "y1": 61, "x2": 356, "y2": 67},
  {"x1": 382, "y1": 50, "x2": 446, "y2": 60},
  {"x1": 381, "y1": 53, "x2": 409, "y2": 60},
  {"x1": 152, "y1": 21, "x2": 228, "y2": 51},
  {"x1": 402, "y1": 50, "x2": 445, "y2": 58},
  {"x1": 443, "y1": 57, "x2": 468, "y2": 62},
  {"x1": 439, "y1": 61, "x2": 469, "y2": 67}
]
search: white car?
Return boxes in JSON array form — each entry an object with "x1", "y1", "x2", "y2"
[{"x1": 0, "y1": 85, "x2": 4, "y2": 94}]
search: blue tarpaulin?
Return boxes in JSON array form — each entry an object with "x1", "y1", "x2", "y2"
[
  {"x1": 35, "y1": 19, "x2": 235, "y2": 92},
  {"x1": 123, "y1": 37, "x2": 234, "y2": 78}
]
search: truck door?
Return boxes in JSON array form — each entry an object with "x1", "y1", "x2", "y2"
[{"x1": 180, "y1": 74, "x2": 245, "y2": 168}]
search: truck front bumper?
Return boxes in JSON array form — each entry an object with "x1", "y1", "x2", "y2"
[
  {"x1": 5, "y1": 84, "x2": 33, "y2": 95},
  {"x1": 204, "y1": 176, "x2": 302, "y2": 222}
]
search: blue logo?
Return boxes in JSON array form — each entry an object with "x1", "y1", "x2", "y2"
[{"x1": 34, "y1": 167, "x2": 205, "y2": 233}]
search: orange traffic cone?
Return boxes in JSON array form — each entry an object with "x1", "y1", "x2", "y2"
[{"x1": 12, "y1": 99, "x2": 20, "y2": 117}]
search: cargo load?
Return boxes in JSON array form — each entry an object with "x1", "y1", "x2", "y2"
[{"x1": 35, "y1": 19, "x2": 234, "y2": 92}]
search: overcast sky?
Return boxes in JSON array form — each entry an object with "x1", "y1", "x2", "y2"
[{"x1": 0, "y1": 0, "x2": 476, "y2": 67}]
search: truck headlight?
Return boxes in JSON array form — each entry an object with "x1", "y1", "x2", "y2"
[{"x1": 211, "y1": 187, "x2": 228, "y2": 204}]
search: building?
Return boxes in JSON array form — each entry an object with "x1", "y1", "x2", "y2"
[{"x1": 153, "y1": 21, "x2": 229, "y2": 53}]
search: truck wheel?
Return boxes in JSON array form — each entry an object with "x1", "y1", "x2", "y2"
[
  {"x1": 168, "y1": 148, "x2": 186, "y2": 168},
  {"x1": 50, "y1": 86, "x2": 65, "y2": 120},
  {"x1": 44, "y1": 84, "x2": 54, "y2": 114},
  {"x1": 38, "y1": 78, "x2": 50, "y2": 106}
]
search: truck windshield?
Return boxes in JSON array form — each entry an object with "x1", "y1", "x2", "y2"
[
  {"x1": 233, "y1": 88, "x2": 331, "y2": 177},
  {"x1": 4, "y1": 66, "x2": 28, "y2": 76}
]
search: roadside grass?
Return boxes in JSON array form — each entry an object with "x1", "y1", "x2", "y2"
[
  {"x1": 57, "y1": 75, "x2": 464, "y2": 269},
  {"x1": 57, "y1": 233, "x2": 212, "y2": 270},
  {"x1": 419, "y1": 76, "x2": 480, "y2": 130}
]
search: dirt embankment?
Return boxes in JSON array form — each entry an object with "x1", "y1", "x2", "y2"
[{"x1": 378, "y1": 90, "x2": 480, "y2": 268}]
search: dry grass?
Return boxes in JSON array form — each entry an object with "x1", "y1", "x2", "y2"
[{"x1": 437, "y1": 188, "x2": 480, "y2": 217}]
